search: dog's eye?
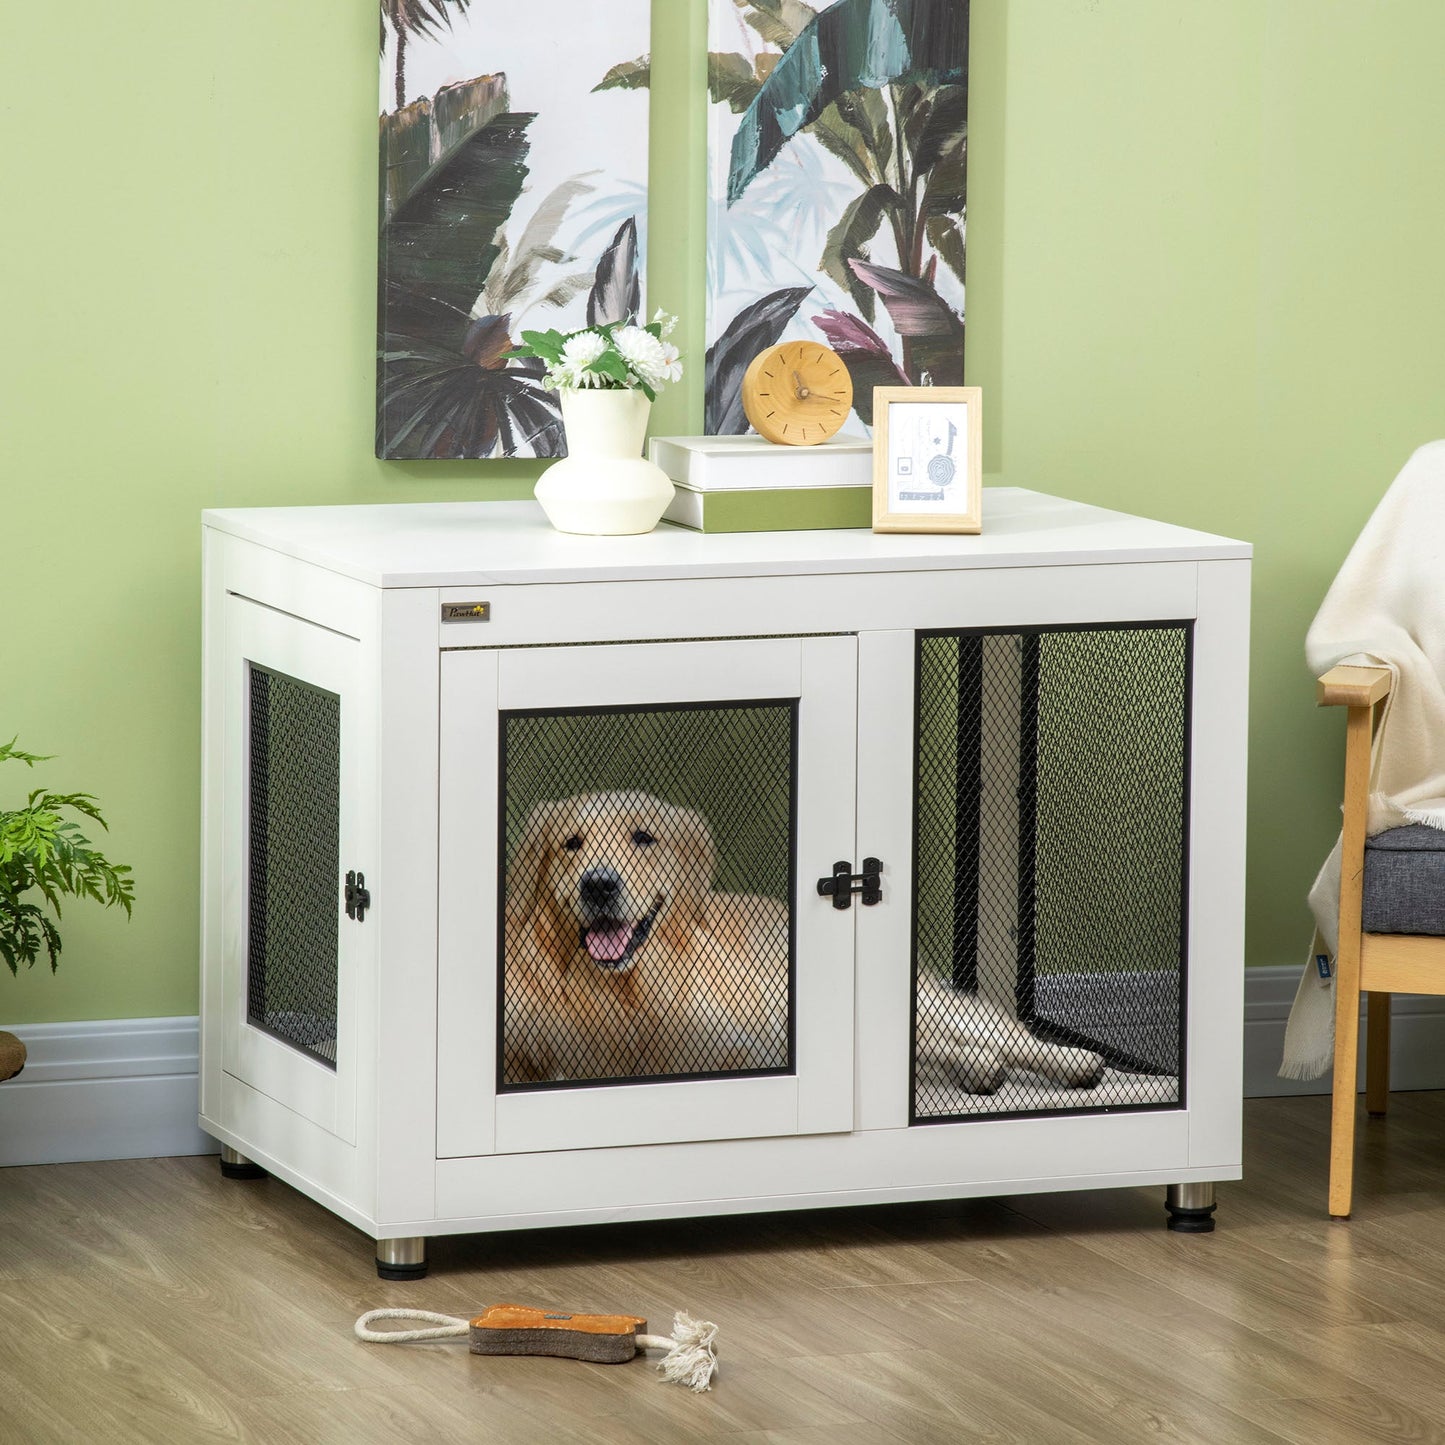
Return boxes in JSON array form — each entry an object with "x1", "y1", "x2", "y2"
[
  {"x1": 632, "y1": 830, "x2": 656, "y2": 848},
  {"x1": 563, "y1": 835, "x2": 583, "y2": 852}
]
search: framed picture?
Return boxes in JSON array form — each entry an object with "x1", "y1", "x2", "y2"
[
  {"x1": 377, "y1": 0, "x2": 651, "y2": 460},
  {"x1": 702, "y1": 0, "x2": 968, "y2": 436},
  {"x1": 871, "y1": 387, "x2": 983, "y2": 534}
]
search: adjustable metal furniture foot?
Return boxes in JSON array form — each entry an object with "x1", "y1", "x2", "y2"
[
  {"x1": 219, "y1": 1145, "x2": 267, "y2": 1180},
  {"x1": 376, "y1": 1236, "x2": 429, "y2": 1280},
  {"x1": 1165, "y1": 1182, "x2": 1216, "y2": 1232}
]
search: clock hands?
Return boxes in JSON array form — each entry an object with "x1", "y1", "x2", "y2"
[{"x1": 791, "y1": 369, "x2": 847, "y2": 405}]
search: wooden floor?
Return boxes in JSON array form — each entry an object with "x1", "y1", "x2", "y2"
[{"x1": 5, "y1": 1095, "x2": 1445, "y2": 1444}]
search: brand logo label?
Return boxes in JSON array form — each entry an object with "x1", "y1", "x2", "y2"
[{"x1": 442, "y1": 602, "x2": 491, "y2": 622}]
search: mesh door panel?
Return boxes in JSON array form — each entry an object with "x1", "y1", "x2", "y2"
[
  {"x1": 499, "y1": 701, "x2": 796, "y2": 1091},
  {"x1": 913, "y1": 626, "x2": 1189, "y2": 1122},
  {"x1": 246, "y1": 664, "x2": 340, "y2": 1067}
]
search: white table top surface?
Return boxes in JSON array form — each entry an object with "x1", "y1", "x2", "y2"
[{"x1": 203, "y1": 488, "x2": 1251, "y2": 588}]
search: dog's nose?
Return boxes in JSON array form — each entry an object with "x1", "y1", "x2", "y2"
[{"x1": 579, "y1": 867, "x2": 623, "y2": 910}]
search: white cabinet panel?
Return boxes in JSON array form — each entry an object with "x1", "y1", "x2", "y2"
[
  {"x1": 219, "y1": 595, "x2": 371, "y2": 1144},
  {"x1": 438, "y1": 636, "x2": 858, "y2": 1156}
]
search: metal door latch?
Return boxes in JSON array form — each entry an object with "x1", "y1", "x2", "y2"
[
  {"x1": 345, "y1": 870, "x2": 371, "y2": 922},
  {"x1": 817, "y1": 858, "x2": 882, "y2": 909}
]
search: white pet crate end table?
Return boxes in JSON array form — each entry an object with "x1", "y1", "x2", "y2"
[{"x1": 199, "y1": 490, "x2": 1250, "y2": 1276}]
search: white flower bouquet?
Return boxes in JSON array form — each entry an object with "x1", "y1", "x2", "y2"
[{"x1": 509, "y1": 311, "x2": 683, "y2": 402}]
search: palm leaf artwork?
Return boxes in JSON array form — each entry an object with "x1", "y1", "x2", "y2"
[
  {"x1": 821, "y1": 181, "x2": 902, "y2": 323},
  {"x1": 601, "y1": 2, "x2": 965, "y2": 429},
  {"x1": 847, "y1": 256, "x2": 962, "y2": 387},
  {"x1": 734, "y1": 0, "x2": 821, "y2": 51},
  {"x1": 587, "y1": 218, "x2": 642, "y2": 328},
  {"x1": 569, "y1": 179, "x2": 649, "y2": 260},
  {"x1": 378, "y1": 2, "x2": 651, "y2": 459},
  {"x1": 378, "y1": 102, "x2": 569, "y2": 459},
  {"x1": 378, "y1": 123, "x2": 645, "y2": 458},
  {"x1": 381, "y1": 0, "x2": 472, "y2": 113},
  {"x1": 687, "y1": 0, "x2": 968, "y2": 431},
  {"x1": 726, "y1": 0, "x2": 966, "y2": 203},
  {"x1": 704, "y1": 285, "x2": 812, "y2": 433},
  {"x1": 811, "y1": 309, "x2": 907, "y2": 425},
  {"x1": 379, "y1": 32, "x2": 650, "y2": 457}
]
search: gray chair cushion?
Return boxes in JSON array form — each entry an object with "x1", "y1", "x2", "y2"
[{"x1": 1363, "y1": 825, "x2": 1445, "y2": 935}]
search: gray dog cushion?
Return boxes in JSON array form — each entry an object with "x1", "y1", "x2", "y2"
[{"x1": 1363, "y1": 824, "x2": 1445, "y2": 935}]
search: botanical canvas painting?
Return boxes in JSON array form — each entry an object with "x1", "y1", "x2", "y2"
[
  {"x1": 377, "y1": 1, "x2": 650, "y2": 459},
  {"x1": 704, "y1": 0, "x2": 967, "y2": 434}
]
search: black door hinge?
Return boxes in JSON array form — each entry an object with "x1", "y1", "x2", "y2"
[
  {"x1": 817, "y1": 858, "x2": 882, "y2": 909},
  {"x1": 345, "y1": 869, "x2": 371, "y2": 922}
]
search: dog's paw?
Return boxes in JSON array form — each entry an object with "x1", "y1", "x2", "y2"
[
  {"x1": 951, "y1": 1064, "x2": 1006, "y2": 1096},
  {"x1": 1069, "y1": 1055, "x2": 1106, "y2": 1090}
]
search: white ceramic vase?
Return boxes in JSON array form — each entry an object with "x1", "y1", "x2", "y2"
[{"x1": 534, "y1": 388, "x2": 674, "y2": 536}]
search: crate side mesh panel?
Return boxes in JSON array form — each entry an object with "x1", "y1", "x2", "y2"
[
  {"x1": 913, "y1": 628, "x2": 1188, "y2": 1120},
  {"x1": 246, "y1": 664, "x2": 340, "y2": 1067},
  {"x1": 500, "y1": 702, "x2": 794, "y2": 1090}
]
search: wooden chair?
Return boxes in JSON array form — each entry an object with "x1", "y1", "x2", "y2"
[{"x1": 1320, "y1": 662, "x2": 1445, "y2": 1217}]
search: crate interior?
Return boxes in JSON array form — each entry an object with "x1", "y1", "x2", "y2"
[
  {"x1": 913, "y1": 626, "x2": 1191, "y2": 1122},
  {"x1": 498, "y1": 700, "x2": 797, "y2": 1091}
]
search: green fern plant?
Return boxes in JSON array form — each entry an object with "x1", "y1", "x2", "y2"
[{"x1": 0, "y1": 739, "x2": 134, "y2": 975}]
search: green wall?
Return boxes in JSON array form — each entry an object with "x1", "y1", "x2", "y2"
[{"x1": 2, "y1": 0, "x2": 1442, "y2": 1024}]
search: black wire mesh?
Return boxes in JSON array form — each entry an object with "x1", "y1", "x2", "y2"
[
  {"x1": 246, "y1": 664, "x2": 341, "y2": 1068},
  {"x1": 913, "y1": 626, "x2": 1190, "y2": 1121},
  {"x1": 498, "y1": 701, "x2": 796, "y2": 1091}
]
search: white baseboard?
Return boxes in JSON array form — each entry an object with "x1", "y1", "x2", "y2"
[
  {"x1": 1244, "y1": 964, "x2": 1445, "y2": 1097},
  {"x1": 0, "y1": 1017, "x2": 216, "y2": 1167},
  {"x1": 0, "y1": 980, "x2": 1441, "y2": 1168}
]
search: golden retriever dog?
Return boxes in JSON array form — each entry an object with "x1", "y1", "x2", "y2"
[
  {"x1": 503, "y1": 789, "x2": 1105, "y2": 1096},
  {"x1": 502, "y1": 791, "x2": 789, "y2": 1085}
]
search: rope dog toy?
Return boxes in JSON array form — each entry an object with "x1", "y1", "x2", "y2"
[{"x1": 355, "y1": 1303, "x2": 720, "y2": 1392}]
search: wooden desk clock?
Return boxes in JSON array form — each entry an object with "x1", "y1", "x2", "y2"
[{"x1": 741, "y1": 342, "x2": 853, "y2": 446}]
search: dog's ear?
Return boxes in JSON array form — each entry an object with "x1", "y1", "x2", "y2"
[
  {"x1": 658, "y1": 803, "x2": 717, "y2": 947},
  {"x1": 504, "y1": 799, "x2": 564, "y2": 934}
]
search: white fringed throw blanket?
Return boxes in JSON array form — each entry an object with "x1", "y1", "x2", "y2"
[{"x1": 1281, "y1": 441, "x2": 1445, "y2": 1079}]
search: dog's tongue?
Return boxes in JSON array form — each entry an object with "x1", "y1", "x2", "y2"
[{"x1": 585, "y1": 922, "x2": 635, "y2": 963}]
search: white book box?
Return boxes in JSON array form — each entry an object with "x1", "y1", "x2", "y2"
[{"x1": 199, "y1": 491, "x2": 1250, "y2": 1277}]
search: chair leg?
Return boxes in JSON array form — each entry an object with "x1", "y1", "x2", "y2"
[
  {"x1": 1329, "y1": 702, "x2": 1373, "y2": 1220},
  {"x1": 1328, "y1": 962, "x2": 1362, "y2": 1220},
  {"x1": 1366, "y1": 990, "x2": 1391, "y2": 1117}
]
